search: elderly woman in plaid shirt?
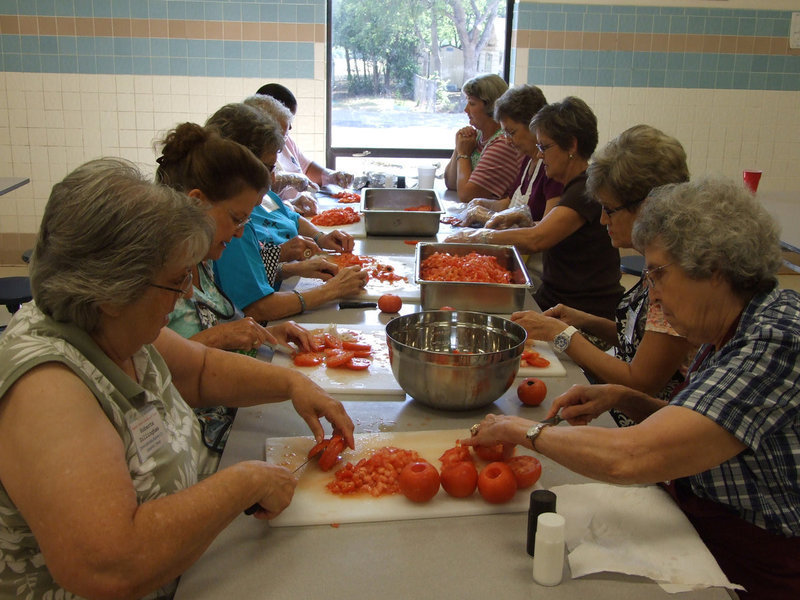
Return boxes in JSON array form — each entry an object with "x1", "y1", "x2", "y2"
[{"x1": 465, "y1": 176, "x2": 799, "y2": 599}]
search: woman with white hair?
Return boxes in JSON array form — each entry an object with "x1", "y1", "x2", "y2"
[
  {"x1": 444, "y1": 73, "x2": 524, "y2": 203},
  {"x1": 464, "y1": 177, "x2": 800, "y2": 599},
  {"x1": 0, "y1": 158, "x2": 354, "y2": 599}
]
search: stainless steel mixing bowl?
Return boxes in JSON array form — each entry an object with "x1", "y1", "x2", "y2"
[{"x1": 385, "y1": 310, "x2": 527, "y2": 410}]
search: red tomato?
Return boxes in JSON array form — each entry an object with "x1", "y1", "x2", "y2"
[
  {"x1": 325, "y1": 349, "x2": 355, "y2": 368},
  {"x1": 323, "y1": 333, "x2": 343, "y2": 349},
  {"x1": 477, "y1": 462, "x2": 517, "y2": 504},
  {"x1": 378, "y1": 294, "x2": 403, "y2": 313},
  {"x1": 342, "y1": 341, "x2": 372, "y2": 352},
  {"x1": 318, "y1": 435, "x2": 345, "y2": 471},
  {"x1": 293, "y1": 352, "x2": 323, "y2": 367},
  {"x1": 439, "y1": 445, "x2": 473, "y2": 468},
  {"x1": 398, "y1": 461, "x2": 440, "y2": 503},
  {"x1": 517, "y1": 377, "x2": 547, "y2": 406},
  {"x1": 344, "y1": 357, "x2": 371, "y2": 370},
  {"x1": 307, "y1": 439, "x2": 329, "y2": 459},
  {"x1": 506, "y1": 455, "x2": 542, "y2": 489},
  {"x1": 473, "y1": 443, "x2": 509, "y2": 462},
  {"x1": 440, "y1": 461, "x2": 478, "y2": 498}
]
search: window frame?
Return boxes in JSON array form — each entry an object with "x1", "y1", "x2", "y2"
[{"x1": 325, "y1": 0, "x2": 516, "y2": 167}]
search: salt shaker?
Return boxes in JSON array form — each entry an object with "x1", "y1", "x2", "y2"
[
  {"x1": 527, "y1": 489, "x2": 557, "y2": 556},
  {"x1": 532, "y1": 512, "x2": 565, "y2": 586}
]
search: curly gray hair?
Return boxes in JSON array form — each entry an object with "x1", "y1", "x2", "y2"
[
  {"x1": 493, "y1": 84, "x2": 547, "y2": 126},
  {"x1": 243, "y1": 94, "x2": 293, "y2": 133},
  {"x1": 632, "y1": 176, "x2": 783, "y2": 296},
  {"x1": 587, "y1": 124, "x2": 689, "y2": 210},
  {"x1": 462, "y1": 74, "x2": 508, "y2": 117},
  {"x1": 205, "y1": 102, "x2": 284, "y2": 158},
  {"x1": 30, "y1": 158, "x2": 213, "y2": 332}
]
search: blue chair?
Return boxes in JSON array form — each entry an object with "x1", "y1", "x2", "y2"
[
  {"x1": 620, "y1": 254, "x2": 645, "y2": 278},
  {"x1": 0, "y1": 276, "x2": 32, "y2": 315}
]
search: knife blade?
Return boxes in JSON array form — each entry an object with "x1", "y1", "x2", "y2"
[
  {"x1": 244, "y1": 445, "x2": 324, "y2": 515},
  {"x1": 540, "y1": 413, "x2": 564, "y2": 426}
]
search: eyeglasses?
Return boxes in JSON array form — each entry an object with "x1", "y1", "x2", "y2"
[
  {"x1": 151, "y1": 271, "x2": 193, "y2": 295},
  {"x1": 601, "y1": 198, "x2": 644, "y2": 217},
  {"x1": 642, "y1": 263, "x2": 673, "y2": 288},
  {"x1": 227, "y1": 208, "x2": 251, "y2": 230},
  {"x1": 502, "y1": 128, "x2": 518, "y2": 139},
  {"x1": 535, "y1": 142, "x2": 557, "y2": 154}
]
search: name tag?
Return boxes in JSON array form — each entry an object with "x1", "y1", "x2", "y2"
[
  {"x1": 126, "y1": 405, "x2": 166, "y2": 463},
  {"x1": 624, "y1": 307, "x2": 638, "y2": 345}
]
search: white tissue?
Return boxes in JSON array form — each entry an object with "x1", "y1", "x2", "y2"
[{"x1": 550, "y1": 483, "x2": 745, "y2": 594}]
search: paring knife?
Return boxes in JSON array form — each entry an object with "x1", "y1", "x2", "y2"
[{"x1": 338, "y1": 301, "x2": 377, "y2": 309}]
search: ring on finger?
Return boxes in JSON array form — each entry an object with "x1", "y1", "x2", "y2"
[{"x1": 470, "y1": 423, "x2": 480, "y2": 437}]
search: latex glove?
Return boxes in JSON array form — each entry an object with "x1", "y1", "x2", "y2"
[{"x1": 322, "y1": 170, "x2": 354, "y2": 188}]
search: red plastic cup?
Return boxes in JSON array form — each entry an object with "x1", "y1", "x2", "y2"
[{"x1": 743, "y1": 170, "x2": 762, "y2": 193}]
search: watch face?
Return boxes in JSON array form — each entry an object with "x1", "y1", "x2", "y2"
[{"x1": 553, "y1": 333, "x2": 568, "y2": 352}]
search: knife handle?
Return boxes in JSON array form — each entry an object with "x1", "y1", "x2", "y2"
[
  {"x1": 338, "y1": 301, "x2": 377, "y2": 309},
  {"x1": 244, "y1": 503, "x2": 262, "y2": 515}
]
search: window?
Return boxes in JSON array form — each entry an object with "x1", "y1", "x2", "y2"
[{"x1": 327, "y1": 0, "x2": 513, "y2": 171}]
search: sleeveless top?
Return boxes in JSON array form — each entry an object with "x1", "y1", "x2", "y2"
[{"x1": 0, "y1": 303, "x2": 204, "y2": 599}]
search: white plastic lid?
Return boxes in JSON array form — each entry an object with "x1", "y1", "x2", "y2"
[{"x1": 536, "y1": 512, "x2": 565, "y2": 542}]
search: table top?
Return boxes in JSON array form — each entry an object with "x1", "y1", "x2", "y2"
[
  {"x1": 0, "y1": 176, "x2": 30, "y2": 196},
  {"x1": 174, "y1": 195, "x2": 734, "y2": 600}
]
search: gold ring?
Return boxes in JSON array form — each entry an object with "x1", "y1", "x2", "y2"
[
  {"x1": 470, "y1": 423, "x2": 480, "y2": 437},
  {"x1": 303, "y1": 249, "x2": 313, "y2": 259},
  {"x1": 253, "y1": 341, "x2": 260, "y2": 349}
]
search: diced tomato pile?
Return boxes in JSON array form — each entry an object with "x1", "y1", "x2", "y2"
[
  {"x1": 310, "y1": 207, "x2": 361, "y2": 226},
  {"x1": 521, "y1": 349, "x2": 551, "y2": 368},
  {"x1": 292, "y1": 331, "x2": 373, "y2": 370},
  {"x1": 334, "y1": 191, "x2": 361, "y2": 204},
  {"x1": 403, "y1": 205, "x2": 433, "y2": 211},
  {"x1": 329, "y1": 252, "x2": 407, "y2": 284},
  {"x1": 420, "y1": 251, "x2": 512, "y2": 284},
  {"x1": 327, "y1": 446, "x2": 424, "y2": 497}
]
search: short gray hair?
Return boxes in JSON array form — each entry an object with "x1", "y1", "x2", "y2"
[
  {"x1": 587, "y1": 124, "x2": 689, "y2": 209},
  {"x1": 462, "y1": 74, "x2": 508, "y2": 117},
  {"x1": 493, "y1": 84, "x2": 547, "y2": 126},
  {"x1": 530, "y1": 96, "x2": 598, "y2": 160},
  {"x1": 632, "y1": 176, "x2": 783, "y2": 296},
  {"x1": 205, "y1": 102, "x2": 284, "y2": 158},
  {"x1": 30, "y1": 158, "x2": 213, "y2": 332},
  {"x1": 243, "y1": 94, "x2": 293, "y2": 133}
]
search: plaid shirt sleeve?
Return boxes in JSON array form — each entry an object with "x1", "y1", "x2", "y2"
[{"x1": 670, "y1": 287, "x2": 800, "y2": 536}]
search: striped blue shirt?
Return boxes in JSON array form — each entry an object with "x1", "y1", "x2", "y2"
[{"x1": 671, "y1": 286, "x2": 800, "y2": 537}]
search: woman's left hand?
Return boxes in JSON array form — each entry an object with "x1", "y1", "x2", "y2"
[
  {"x1": 290, "y1": 192, "x2": 319, "y2": 217},
  {"x1": 289, "y1": 378, "x2": 356, "y2": 450},
  {"x1": 266, "y1": 321, "x2": 316, "y2": 352},
  {"x1": 318, "y1": 230, "x2": 355, "y2": 253},
  {"x1": 279, "y1": 236, "x2": 320, "y2": 262}
]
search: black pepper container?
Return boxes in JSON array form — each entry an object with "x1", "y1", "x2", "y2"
[
  {"x1": 527, "y1": 489, "x2": 557, "y2": 556},
  {"x1": 397, "y1": 175, "x2": 406, "y2": 188}
]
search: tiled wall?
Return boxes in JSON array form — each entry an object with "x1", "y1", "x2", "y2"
[{"x1": 1, "y1": 0, "x2": 799, "y2": 265}]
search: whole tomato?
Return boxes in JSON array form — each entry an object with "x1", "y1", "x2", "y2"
[
  {"x1": 477, "y1": 462, "x2": 517, "y2": 504},
  {"x1": 398, "y1": 461, "x2": 440, "y2": 503},
  {"x1": 517, "y1": 377, "x2": 547, "y2": 406},
  {"x1": 378, "y1": 294, "x2": 403, "y2": 313},
  {"x1": 473, "y1": 443, "x2": 513, "y2": 462},
  {"x1": 506, "y1": 455, "x2": 542, "y2": 489},
  {"x1": 440, "y1": 461, "x2": 478, "y2": 498}
]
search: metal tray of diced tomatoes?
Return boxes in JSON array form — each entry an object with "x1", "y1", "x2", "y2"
[
  {"x1": 360, "y1": 188, "x2": 443, "y2": 236},
  {"x1": 414, "y1": 242, "x2": 533, "y2": 313}
]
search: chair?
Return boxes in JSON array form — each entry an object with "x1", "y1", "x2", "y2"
[
  {"x1": 0, "y1": 276, "x2": 32, "y2": 315},
  {"x1": 620, "y1": 254, "x2": 645, "y2": 278}
]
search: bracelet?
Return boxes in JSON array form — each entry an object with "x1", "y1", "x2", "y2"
[
  {"x1": 313, "y1": 231, "x2": 324, "y2": 244},
  {"x1": 276, "y1": 262, "x2": 284, "y2": 280},
  {"x1": 292, "y1": 289, "x2": 306, "y2": 314},
  {"x1": 456, "y1": 154, "x2": 470, "y2": 160}
]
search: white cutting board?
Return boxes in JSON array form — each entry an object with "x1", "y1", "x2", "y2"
[
  {"x1": 516, "y1": 340, "x2": 566, "y2": 377},
  {"x1": 270, "y1": 324, "x2": 404, "y2": 396},
  {"x1": 293, "y1": 255, "x2": 420, "y2": 302},
  {"x1": 312, "y1": 217, "x2": 366, "y2": 239},
  {"x1": 265, "y1": 430, "x2": 542, "y2": 527}
]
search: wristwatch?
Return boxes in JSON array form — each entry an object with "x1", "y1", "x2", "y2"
[
  {"x1": 552, "y1": 325, "x2": 578, "y2": 353},
  {"x1": 526, "y1": 422, "x2": 553, "y2": 451}
]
